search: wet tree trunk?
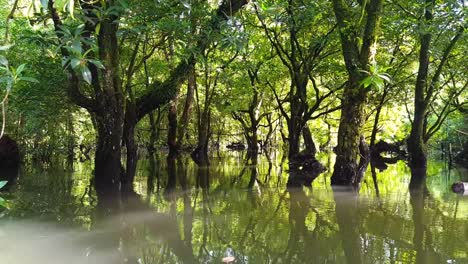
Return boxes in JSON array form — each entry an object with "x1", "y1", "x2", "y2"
[
  {"x1": 408, "y1": 1, "x2": 463, "y2": 173},
  {"x1": 122, "y1": 102, "x2": 137, "y2": 189},
  {"x1": 332, "y1": 81, "x2": 367, "y2": 185},
  {"x1": 147, "y1": 109, "x2": 161, "y2": 155},
  {"x1": 408, "y1": 0, "x2": 432, "y2": 170},
  {"x1": 93, "y1": 17, "x2": 124, "y2": 189},
  {"x1": 331, "y1": 0, "x2": 383, "y2": 186},
  {"x1": 370, "y1": 89, "x2": 388, "y2": 148},
  {"x1": 66, "y1": 112, "x2": 75, "y2": 167},
  {"x1": 176, "y1": 65, "x2": 196, "y2": 150},
  {"x1": 168, "y1": 96, "x2": 179, "y2": 158},
  {"x1": 192, "y1": 109, "x2": 210, "y2": 164},
  {"x1": 302, "y1": 125, "x2": 316, "y2": 155}
]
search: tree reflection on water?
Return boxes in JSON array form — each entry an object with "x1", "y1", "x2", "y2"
[{"x1": 1, "y1": 153, "x2": 467, "y2": 263}]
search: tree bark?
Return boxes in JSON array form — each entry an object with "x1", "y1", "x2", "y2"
[
  {"x1": 302, "y1": 125, "x2": 316, "y2": 155},
  {"x1": 331, "y1": 0, "x2": 383, "y2": 185},
  {"x1": 168, "y1": 97, "x2": 179, "y2": 158},
  {"x1": 408, "y1": 0, "x2": 432, "y2": 170},
  {"x1": 176, "y1": 65, "x2": 196, "y2": 150}
]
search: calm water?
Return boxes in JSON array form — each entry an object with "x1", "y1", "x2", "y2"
[{"x1": 1, "y1": 152, "x2": 467, "y2": 264}]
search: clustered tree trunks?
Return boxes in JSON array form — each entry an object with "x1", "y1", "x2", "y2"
[
  {"x1": 256, "y1": 0, "x2": 339, "y2": 161},
  {"x1": 48, "y1": 0, "x2": 249, "y2": 190}
]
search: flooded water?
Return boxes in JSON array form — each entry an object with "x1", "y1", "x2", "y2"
[{"x1": 1, "y1": 152, "x2": 467, "y2": 263}]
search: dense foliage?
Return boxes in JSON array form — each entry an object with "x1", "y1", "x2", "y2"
[{"x1": 0, "y1": 0, "x2": 466, "y2": 183}]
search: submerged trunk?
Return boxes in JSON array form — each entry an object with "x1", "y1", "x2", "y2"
[
  {"x1": 332, "y1": 80, "x2": 366, "y2": 185},
  {"x1": 93, "y1": 18, "x2": 124, "y2": 189},
  {"x1": 168, "y1": 98, "x2": 179, "y2": 158},
  {"x1": 192, "y1": 110, "x2": 210, "y2": 164},
  {"x1": 123, "y1": 102, "x2": 137, "y2": 189},
  {"x1": 94, "y1": 114, "x2": 123, "y2": 188},
  {"x1": 330, "y1": 0, "x2": 383, "y2": 185},
  {"x1": 408, "y1": 0, "x2": 432, "y2": 170}
]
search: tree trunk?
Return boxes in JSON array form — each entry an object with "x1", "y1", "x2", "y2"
[
  {"x1": 93, "y1": 17, "x2": 123, "y2": 189},
  {"x1": 331, "y1": 0, "x2": 383, "y2": 185},
  {"x1": 332, "y1": 81, "x2": 366, "y2": 185},
  {"x1": 408, "y1": 0, "x2": 433, "y2": 170},
  {"x1": 122, "y1": 101, "x2": 137, "y2": 189},
  {"x1": 302, "y1": 125, "x2": 316, "y2": 155},
  {"x1": 168, "y1": 98, "x2": 179, "y2": 158},
  {"x1": 66, "y1": 111, "x2": 75, "y2": 167},
  {"x1": 177, "y1": 65, "x2": 196, "y2": 150},
  {"x1": 192, "y1": 109, "x2": 210, "y2": 164}
]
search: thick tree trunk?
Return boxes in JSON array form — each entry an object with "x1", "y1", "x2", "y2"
[
  {"x1": 332, "y1": 81, "x2": 366, "y2": 185},
  {"x1": 94, "y1": 116, "x2": 122, "y2": 189},
  {"x1": 93, "y1": 17, "x2": 123, "y2": 189},
  {"x1": 330, "y1": 0, "x2": 383, "y2": 185},
  {"x1": 302, "y1": 125, "x2": 316, "y2": 155}
]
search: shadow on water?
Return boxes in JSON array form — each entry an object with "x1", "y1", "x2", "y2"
[{"x1": 1, "y1": 152, "x2": 468, "y2": 263}]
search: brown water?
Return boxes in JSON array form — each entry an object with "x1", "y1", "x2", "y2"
[{"x1": 0, "y1": 153, "x2": 467, "y2": 263}]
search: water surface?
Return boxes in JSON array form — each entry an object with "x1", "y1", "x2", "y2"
[{"x1": 1, "y1": 153, "x2": 467, "y2": 263}]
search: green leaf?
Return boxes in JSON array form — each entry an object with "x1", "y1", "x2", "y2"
[
  {"x1": 69, "y1": 0, "x2": 75, "y2": 19},
  {"x1": 82, "y1": 67, "x2": 92, "y2": 84},
  {"x1": 71, "y1": 40, "x2": 82, "y2": 54},
  {"x1": 0, "y1": 56, "x2": 8, "y2": 67},
  {"x1": 19, "y1": 77, "x2": 39, "y2": 83},
  {"x1": 0, "y1": 181, "x2": 7, "y2": 189},
  {"x1": 16, "y1": 64, "x2": 26, "y2": 75},
  {"x1": 0, "y1": 197, "x2": 5, "y2": 207},
  {"x1": 70, "y1": 58, "x2": 81, "y2": 69},
  {"x1": 88, "y1": 59, "x2": 105, "y2": 69}
]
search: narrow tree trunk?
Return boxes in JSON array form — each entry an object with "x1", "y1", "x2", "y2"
[
  {"x1": 123, "y1": 102, "x2": 137, "y2": 189},
  {"x1": 66, "y1": 111, "x2": 75, "y2": 167},
  {"x1": 177, "y1": 65, "x2": 196, "y2": 150},
  {"x1": 168, "y1": 98, "x2": 178, "y2": 158},
  {"x1": 370, "y1": 89, "x2": 388, "y2": 148},
  {"x1": 408, "y1": 1, "x2": 432, "y2": 170},
  {"x1": 192, "y1": 110, "x2": 210, "y2": 164}
]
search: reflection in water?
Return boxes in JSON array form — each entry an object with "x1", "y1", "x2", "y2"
[
  {"x1": 333, "y1": 190, "x2": 363, "y2": 264},
  {"x1": 1, "y1": 154, "x2": 468, "y2": 263}
]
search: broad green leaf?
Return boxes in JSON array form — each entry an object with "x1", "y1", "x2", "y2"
[
  {"x1": 71, "y1": 40, "x2": 82, "y2": 54},
  {"x1": 70, "y1": 58, "x2": 81, "y2": 69},
  {"x1": 82, "y1": 67, "x2": 92, "y2": 84},
  {"x1": 16, "y1": 64, "x2": 26, "y2": 75},
  {"x1": 0, "y1": 181, "x2": 7, "y2": 189},
  {"x1": 0, "y1": 56, "x2": 8, "y2": 67},
  {"x1": 88, "y1": 59, "x2": 105, "y2": 69}
]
